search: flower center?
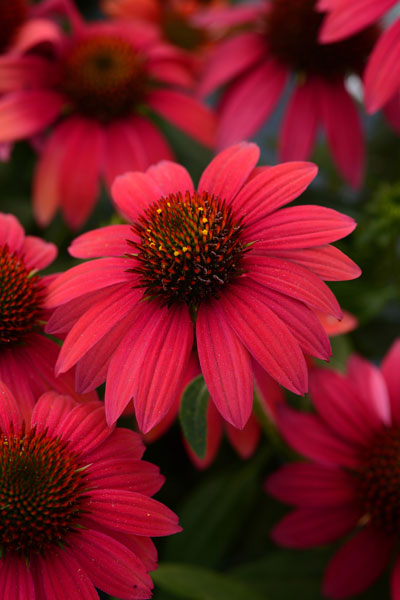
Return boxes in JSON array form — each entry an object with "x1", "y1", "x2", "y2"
[
  {"x1": 0, "y1": 245, "x2": 44, "y2": 346},
  {"x1": 357, "y1": 427, "x2": 400, "y2": 534},
  {"x1": 0, "y1": 426, "x2": 88, "y2": 558},
  {"x1": 129, "y1": 191, "x2": 248, "y2": 307},
  {"x1": 265, "y1": 0, "x2": 378, "y2": 79},
  {"x1": 60, "y1": 34, "x2": 147, "y2": 122},
  {"x1": 0, "y1": 0, "x2": 28, "y2": 52}
]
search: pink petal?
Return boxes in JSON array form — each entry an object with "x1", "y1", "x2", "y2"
[
  {"x1": 197, "y1": 300, "x2": 253, "y2": 429},
  {"x1": 148, "y1": 89, "x2": 216, "y2": 148},
  {"x1": 56, "y1": 286, "x2": 141, "y2": 374},
  {"x1": 69, "y1": 224, "x2": 132, "y2": 258},
  {"x1": 220, "y1": 282, "x2": 308, "y2": 395},
  {"x1": 198, "y1": 142, "x2": 259, "y2": 203},
  {"x1": 0, "y1": 212, "x2": 25, "y2": 253},
  {"x1": 271, "y1": 505, "x2": 361, "y2": 549},
  {"x1": 12, "y1": 18, "x2": 63, "y2": 54},
  {"x1": 279, "y1": 79, "x2": 319, "y2": 162},
  {"x1": 0, "y1": 348, "x2": 36, "y2": 421},
  {"x1": 87, "y1": 428, "x2": 145, "y2": 462},
  {"x1": 384, "y1": 90, "x2": 400, "y2": 133},
  {"x1": 365, "y1": 17, "x2": 400, "y2": 111},
  {"x1": 232, "y1": 161, "x2": 318, "y2": 226},
  {"x1": 21, "y1": 235, "x2": 57, "y2": 270},
  {"x1": 0, "y1": 55, "x2": 55, "y2": 93},
  {"x1": 0, "y1": 381, "x2": 23, "y2": 432},
  {"x1": 198, "y1": 32, "x2": 266, "y2": 97},
  {"x1": 111, "y1": 170, "x2": 163, "y2": 223},
  {"x1": 391, "y1": 552, "x2": 400, "y2": 600},
  {"x1": 33, "y1": 551, "x2": 98, "y2": 600},
  {"x1": 31, "y1": 391, "x2": 77, "y2": 437},
  {"x1": 266, "y1": 245, "x2": 361, "y2": 281},
  {"x1": 381, "y1": 339, "x2": 400, "y2": 427},
  {"x1": 347, "y1": 355, "x2": 391, "y2": 425},
  {"x1": 323, "y1": 526, "x2": 395, "y2": 599},
  {"x1": 0, "y1": 554, "x2": 35, "y2": 600},
  {"x1": 247, "y1": 205, "x2": 356, "y2": 248},
  {"x1": 55, "y1": 401, "x2": 112, "y2": 455},
  {"x1": 0, "y1": 90, "x2": 63, "y2": 143},
  {"x1": 88, "y1": 458, "x2": 164, "y2": 496},
  {"x1": 131, "y1": 115, "x2": 174, "y2": 166},
  {"x1": 44, "y1": 258, "x2": 133, "y2": 308},
  {"x1": 309, "y1": 367, "x2": 386, "y2": 444},
  {"x1": 244, "y1": 256, "x2": 342, "y2": 318},
  {"x1": 86, "y1": 489, "x2": 181, "y2": 536},
  {"x1": 68, "y1": 529, "x2": 153, "y2": 598},
  {"x1": 277, "y1": 404, "x2": 360, "y2": 468},
  {"x1": 217, "y1": 59, "x2": 288, "y2": 148},
  {"x1": 317, "y1": 79, "x2": 364, "y2": 188},
  {"x1": 318, "y1": 0, "x2": 396, "y2": 42},
  {"x1": 147, "y1": 161, "x2": 194, "y2": 196},
  {"x1": 102, "y1": 118, "x2": 149, "y2": 188},
  {"x1": 225, "y1": 414, "x2": 261, "y2": 459},
  {"x1": 266, "y1": 462, "x2": 356, "y2": 507}
]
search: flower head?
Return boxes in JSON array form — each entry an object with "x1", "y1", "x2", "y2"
[
  {"x1": 0, "y1": 15, "x2": 215, "y2": 228},
  {"x1": 45, "y1": 143, "x2": 360, "y2": 434},
  {"x1": 0, "y1": 381, "x2": 180, "y2": 599},
  {"x1": 200, "y1": 0, "x2": 379, "y2": 187},
  {"x1": 266, "y1": 339, "x2": 400, "y2": 599}
]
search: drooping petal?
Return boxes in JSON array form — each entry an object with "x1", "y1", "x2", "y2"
[
  {"x1": 323, "y1": 526, "x2": 395, "y2": 599},
  {"x1": 102, "y1": 118, "x2": 149, "y2": 188},
  {"x1": 12, "y1": 18, "x2": 63, "y2": 54},
  {"x1": 225, "y1": 414, "x2": 261, "y2": 459},
  {"x1": 0, "y1": 554, "x2": 35, "y2": 600},
  {"x1": 0, "y1": 55, "x2": 56, "y2": 93},
  {"x1": 347, "y1": 355, "x2": 391, "y2": 425},
  {"x1": 391, "y1": 552, "x2": 400, "y2": 600},
  {"x1": 33, "y1": 551, "x2": 98, "y2": 600},
  {"x1": 197, "y1": 300, "x2": 253, "y2": 429},
  {"x1": 318, "y1": 0, "x2": 396, "y2": 42},
  {"x1": 0, "y1": 381, "x2": 23, "y2": 437},
  {"x1": 69, "y1": 224, "x2": 132, "y2": 259},
  {"x1": 381, "y1": 339, "x2": 400, "y2": 427},
  {"x1": 131, "y1": 115, "x2": 174, "y2": 166}
]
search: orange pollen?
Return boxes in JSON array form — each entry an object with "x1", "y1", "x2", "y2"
[
  {"x1": 0, "y1": 426, "x2": 88, "y2": 558},
  {"x1": 356, "y1": 427, "x2": 400, "y2": 534},
  {"x1": 265, "y1": 0, "x2": 379, "y2": 79},
  {"x1": 60, "y1": 34, "x2": 147, "y2": 122},
  {"x1": 0, "y1": 0, "x2": 29, "y2": 53},
  {"x1": 0, "y1": 245, "x2": 44, "y2": 346},
  {"x1": 128, "y1": 190, "x2": 249, "y2": 307}
]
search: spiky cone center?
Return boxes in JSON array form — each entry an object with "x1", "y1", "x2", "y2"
[
  {"x1": 129, "y1": 191, "x2": 249, "y2": 307},
  {"x1": 60, "y1": 34, "x2": 147, "y2": 122},
  {"x1": 0, "y1": 0, "x2": 28, "y2": 52},
  {"x1": 0, "y1": 426, "x2": 88, "y2": 558},
  {"x1": 357, "y1": 427, "x2": 400, "y2": 534},
  {"x1": 0, "y1": 245, "x2": 44, "y2": 346},
  {"x1": 265, "y1": 0, "x2": 378, "y2": 79}
]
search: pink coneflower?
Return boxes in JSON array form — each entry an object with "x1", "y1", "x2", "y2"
[
  {"x1": 317, "y1": 0, "x2": 400, "y2": 124},
  {"x1": 0, "y1": 382, "x2": 180, "y2": 599},
  {"x1": 0, "y1": 212, "x2": 97, "y2": 420},
  {"x1": 266, "y1": 339, "x2": 400, "y2": 599},
  {"x1": 0, "y1": 12, "x2": 215, "y2": 229},
  {"x1": 45, "y1": 142, "x2": 360, "y2": 433},
  {"x1": 199, "y1": 0, "x2": 380, "y2": 187}
]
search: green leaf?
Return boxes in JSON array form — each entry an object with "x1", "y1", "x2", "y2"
[
  {"x1": 153, "y1": 563, "x2": 266, "y2": 600},
  {"x1": 179, "y1": 375, "x2": 209, "y2": 458}
]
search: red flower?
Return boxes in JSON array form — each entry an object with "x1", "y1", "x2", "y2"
[
  {"x1": 266, "y1": 339, "x2": 400, "y2": 599},
  {"x1": 0, "y1": 381, "x2": 180, "y2": 599},
  {"x1": 199, "y1": 0, "x2": 379, "y2": 187},
  {"x1": 45, "y1": 143, "x2": 360, "y2": 433},
  {"x1": 0, "y1": 13, "x2": 215, "y2": 229},
  {"x1": 0, "y1": 212, "x2": 96, "y2": 420}
]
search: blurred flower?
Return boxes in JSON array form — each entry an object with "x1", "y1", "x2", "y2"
[
  {"x1": 0, "y1": 382, "x2": 180, "y2": 599},
  {"x1": 44, "y1": 142, "x2": 360, "y2": 433},
  {"x1": 266, "y1": 339, "x2": 400, "y2": 599},
  {"x1": 0, "y1": 212, "x2": 96, "y2": 421},
  {"x1": 0, "y1": 13, "x2": 215, "y2": 229},
  {"x1": 317, "y1": 0, "x2": 400, "y2": 129},
  {"x1": 200, "y1": 0, "x2": 379, "y2": 187}
]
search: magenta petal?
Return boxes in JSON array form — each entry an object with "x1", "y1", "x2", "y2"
[
  {"x1": 323, "y1": 526, "x2": 395, "y2": 599},
  {"x1": 31, "y1": 392, "x2": 77, "y2": 437},
  {"x1": 44, "y1": 258, "x2": 133, "y2": 307},
  {"x1": 347, "y1": 355, "x2": 391, "y2": 425},
  {"x1": 225, "y1": 414, "x2": 261, "y2": 459},
  {"x1": 147, "y1": 161, "x2": 194, "y2": 196},
  {"x1": 88, "y1": 458, "x2": 164, "y2": 496},
  {"x1": 271, "y1": 505, "x2": 360, "y2": 549},
  {"x1": 391, "y1": 552, "x2": 400, "y2": 600},
  {"x1": 111, "y1": 170, "x2": 162, "y2": 223},
  {"x1": 55, "y1": 402, "x2": 112, "y2": 455},
  {"x1": 0, "y1": 89, "x2": 63, "y2": 143},
  {"x1": 102, "y1": 118, "x2": 148, "y2": 188},
  {"x1": 0, "y1": 213, "x2": 24, "y2": 253},
  {"x1": 277, "y1": 404, "x2": 359, "y2": 468},
  {"x1": 69, "y1": 224, "x2": 132, "y2": 258},
  {"x1": 0, "y1": 381, "x2": 23, "y2": 432},
  {"x1": 318, "y1": 0, "x2": 396, "y2": 42},
  {"x1": 69, "y1": 529, "x2": 153, "y2": 598},
  {"x1": 132, "y1": 115, "x2": 174, "y2": 166},
  {"x1": 33, "y1": 550, "x2": 98, "y2": 600},
  {"x1": 266, "y1": 462, "x2": 356, "y2": 507},
  {"x1": 86, "y1": 489, "x2": 181, "y2": 536},
  {"x1": 197, "y1": 300, "x2": 253, "y2": 429},
  {"x1": 279, "y1": 79, "x2": 319, "y2": 162},
  {"x1": 382, "y1": 339, "x2": 400, "y2": 427},
  {"x1": 198, "y1": 142, "x2": 259, "y2": 204},
  {"x1": 220, "y1": 282, "x2": 307, "y2": 395},
  {"x1": 21, "y1": 235, "x2": 57, "y2": 270},
  {"x1": 87, "y1": 428, "x2": 145, "y2": 463},
  {"x1": 232, "y1": 161, "x2": 318, "y2": 225},
  {"x1": 0, "y1": 554, "x2": 35, "y2": 600}
]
